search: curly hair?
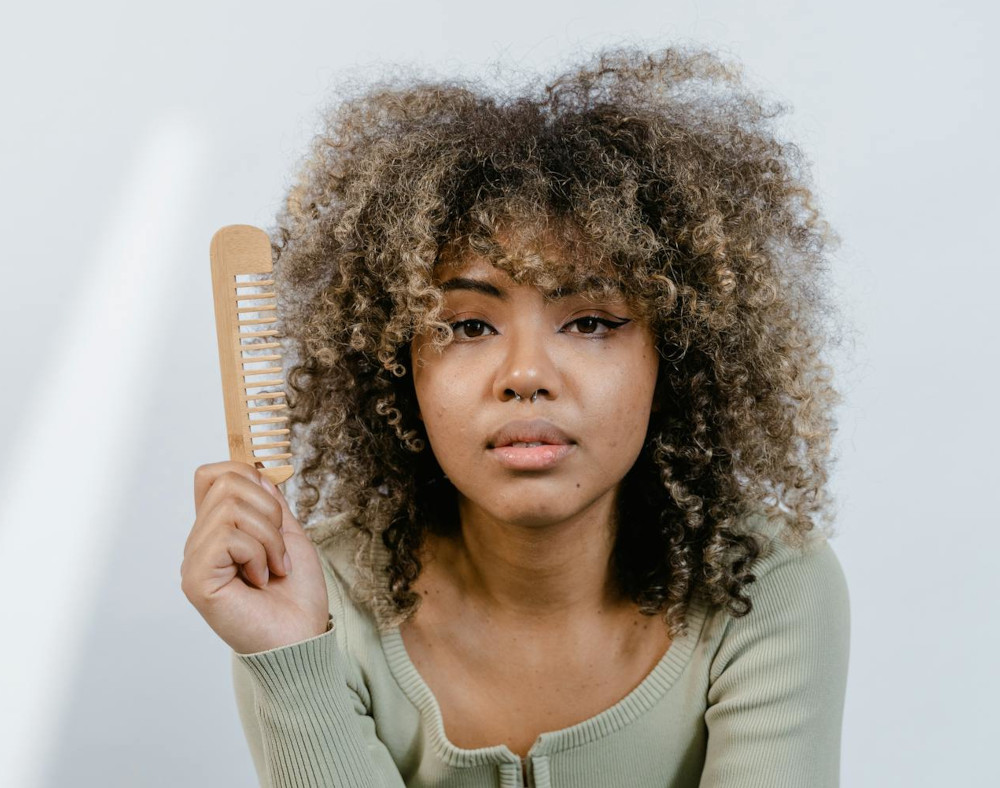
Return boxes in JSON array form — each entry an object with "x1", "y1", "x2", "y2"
[{"x1": 265, "y1": 44, "x2": 846, "y2": 639}]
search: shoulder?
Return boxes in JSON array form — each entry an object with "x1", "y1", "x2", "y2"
[
  {"x1": 724, "y1": 509, "x2": 850, "y2": 620},
  {"x1": 697, "y1": 527, "x2": 852, "y2": 786},
  {"x1": 749, "y1": 532, "x2": 850, "y2": 617},
  {"x1": 707, "y1": 530, "x2": 851, "y2": 692}
]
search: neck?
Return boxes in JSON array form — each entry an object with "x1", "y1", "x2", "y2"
[{"x1": 433, "y1": 490, "x2": 626, "y2": 627}]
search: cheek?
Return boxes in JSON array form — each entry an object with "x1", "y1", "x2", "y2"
[
  {"x1": 589, "y1": 351, "x2": 659, "y2": 447},
  {"x1": 413, "y1": 364, "x2": 473, "y2": 445}
]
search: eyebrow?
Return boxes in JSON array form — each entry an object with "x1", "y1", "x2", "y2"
[
  {"x1": 439, "y1": 277, "x2": 588, "y2": 302},
  {"x1": 440, "y1": 277, "x2": 509, "y2": 300}
]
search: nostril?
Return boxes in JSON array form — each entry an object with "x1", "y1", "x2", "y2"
[{"x1": 506, "y1": 389, "x2": 545, "y2": 402}]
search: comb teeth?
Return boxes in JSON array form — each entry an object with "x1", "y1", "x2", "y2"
[
  {"x1": 211, "y1": 226, "x2": 294, "y2": 486},
  {"x1": 239, "y1": 281, "x2": 291, "y2": 466}
]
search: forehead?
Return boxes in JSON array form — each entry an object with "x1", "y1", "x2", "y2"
[
  {"x1": 435, "y1": 255, "x2": 511, "y2": 280},
  {"x1": 434, "y1": 259, "x2": 627, "y2": 307},
  {"x1": 433, "y1": 228, "x2": 620, "y2": 299}
]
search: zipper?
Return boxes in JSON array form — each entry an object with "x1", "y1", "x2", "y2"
[{"x1": 519, "y1": 756, "x2": 533, "y2": 788}]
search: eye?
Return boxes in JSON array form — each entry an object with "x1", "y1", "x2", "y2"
[
  {"x1": 563, "y1": 315, "x2": 631, "y2": 336},
  {"x1": 449, "y1": 319, "x2": 497, "y2": 340}
]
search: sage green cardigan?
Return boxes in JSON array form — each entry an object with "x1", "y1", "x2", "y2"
[{"x1": 231, "y1": 527, "x2": 850, "y2": 787}]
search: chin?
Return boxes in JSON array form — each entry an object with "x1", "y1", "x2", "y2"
[
  {"x1": 496, "y1": 511, "x2": 571, "y2": 529},
  {"x1": 482, "y1": 497, "x2": 589, "y2": 529},
  {"x1": 454, "y1": 477, "x2": 618, "y2": 530}
]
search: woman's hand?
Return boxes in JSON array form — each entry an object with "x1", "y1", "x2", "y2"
[{"x1": 181, "y1": 461, "x2": 329, "y2": 655}]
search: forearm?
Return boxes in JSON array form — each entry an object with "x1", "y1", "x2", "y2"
[{"x1": 235, "y1": 627, "x2": 390, "y2": 788}]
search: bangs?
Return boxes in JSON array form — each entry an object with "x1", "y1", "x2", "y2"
[{"x1": 430, "y1": 208, "x2": 651, "y2": 314}]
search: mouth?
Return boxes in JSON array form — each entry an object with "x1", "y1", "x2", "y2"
[
  {"x1": 487, "y1": 443, "x2": 576, "y2": 471},
  {"x1": 486, "y1": 419, "x2": 576, "y2": 471},
  {"x1": 486, "y1": 418, "x2": 575, "y2": 449}
]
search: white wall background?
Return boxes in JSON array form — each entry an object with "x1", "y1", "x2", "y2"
[{"x1": 0, "y1": 1, "x2": 995, "y2": 786}]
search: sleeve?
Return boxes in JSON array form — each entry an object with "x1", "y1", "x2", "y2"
[
  {"x1": 698, "y1": 538, "x2": 851, "y2": 788},
  {"x1": 231, "y1": 620, "x2": 407, "y2": 788},
  {"x1": 232, "y1": 576, "x2": 404, "y2": 788}
]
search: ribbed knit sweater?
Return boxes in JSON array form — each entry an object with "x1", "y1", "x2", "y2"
[{"x1": 231, "y1": 527, "x2": 850, "y2": 787}]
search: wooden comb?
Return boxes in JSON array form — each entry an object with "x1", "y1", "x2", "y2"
[{"x1": 210, "y1": 224, "x2": 293, "y2": 486}]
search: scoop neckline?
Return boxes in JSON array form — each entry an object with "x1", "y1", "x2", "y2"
[{"x1": 378, "y1": 593, "x2": 710, "y2": 768}]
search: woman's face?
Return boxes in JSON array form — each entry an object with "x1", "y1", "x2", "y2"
[{"x1": 409, "y1": 251, "x2": 661, "y2": 531}]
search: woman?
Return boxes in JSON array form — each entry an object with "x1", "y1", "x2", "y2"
[{"x1": 182, "y1": 45, "x2": 850, "y2": 787}]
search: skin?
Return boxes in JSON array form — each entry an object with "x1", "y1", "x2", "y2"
[{"x1": 406, "y1": 243, "x2": 671, "y2": 757}]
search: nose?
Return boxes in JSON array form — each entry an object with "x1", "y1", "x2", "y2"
[{"x1": 492, "y1": 325, "x2": 560, "y2": 404}]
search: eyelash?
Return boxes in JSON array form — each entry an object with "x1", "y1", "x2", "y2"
[{"x1": 448, "y1": 315, "x2": 630, "y2": 340}]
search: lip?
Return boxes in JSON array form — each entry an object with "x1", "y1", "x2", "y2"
[
  {"x1": 488, "y1": 443, "x2": 576, "y2": 471},
  {"x1": 486, "y1": 418, "x2": 575, "y2": 449},
  {"x1": 485, "y1": 418, "x2": 576, "y2": 471}
]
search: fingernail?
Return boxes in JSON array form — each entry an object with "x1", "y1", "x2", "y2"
[
  {"x1": 263, "y1": 567, "x2": 269, "y2": 585},
  {"x1": 284, "y1": 553, "x2": 293, "y2": 574},
  {"x1": 262, "y1": 477, "x2": 277, "y2": 493}
]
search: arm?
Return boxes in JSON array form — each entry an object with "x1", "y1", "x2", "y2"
[
  {"x1": 232, "y1": 627, "x2": 406, "y2": 788},
  {"x1": 699, "y1": 539, "x2": 851, "y2": 788}
]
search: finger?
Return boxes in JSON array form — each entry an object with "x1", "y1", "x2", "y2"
[
  {"x1": 193, "y1": 461, "x2": 266, "y2": 513},
  {"x1": 187, "y1": 493, "x2": 286, "y2": 580},
  {"x1": 186, "y1": 480, "x2": 289, "y2": 578},
  {"x1": 216, "y1": 525, "x2": 271, "y2": 589},
  {"x1": 191, "y1": 468, "x2": 281, "y2": 538},
  {"x1": 181, "y1": 525, "x2": 269, "y2": 601}
]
